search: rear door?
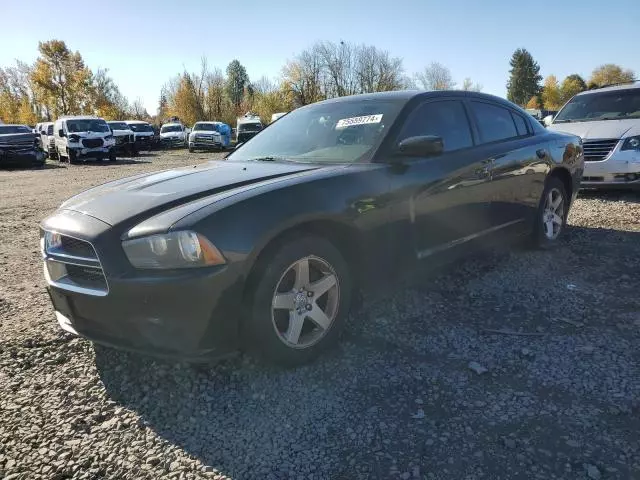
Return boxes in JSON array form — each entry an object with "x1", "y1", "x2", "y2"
[
  {"x1": 466, "y1": 100, "x2": 547, "y2": 230},
  {"x1": 387, "y1": 98, "x2": 496, "y2": 260}
]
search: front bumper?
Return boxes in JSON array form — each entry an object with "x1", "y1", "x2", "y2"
[
  {"x1": 46, "y1": 266, "x2": 240, "y2": 360},
  {"x1": 41, "y1": 215, "x2": 243, "y2": 361},
  {"x1": 0, "y1": 148, "x2": 45, "y2": 167},
  {"x1": 190, "y1": 140, "x2": 223, "y2": 149},
  {"x1": 581, "y1": 149, "x2": 640, "y2": 188},
  {"x1": 70, "y1": 146, "x2": 114, "y2": 159},
  {"x1": 161, "y1": 137, "x2": 186, "y2": 147}
]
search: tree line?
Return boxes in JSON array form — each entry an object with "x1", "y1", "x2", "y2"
[
  {"x1": 0, "y1": 39, "x2": 636, "y2": 127},
  {"x1": 506, "y1": 48, "x2": 636, "y2": 111}
]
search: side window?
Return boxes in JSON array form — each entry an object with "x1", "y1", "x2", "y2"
[
  {"x1": 398, "y1": 100, "x2": 473, "y2": 153},
  {"x1": 471, "y1": 101, "x2": 518, "y2": 143},
  {"x1": 511, "y1": 112, "x2": 529, "y2": 136}
]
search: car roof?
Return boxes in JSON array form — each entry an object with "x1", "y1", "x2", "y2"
[
  {"x1": 576, "y1": 82, "x2": 640, "y2": 96},
  {"x1": 125, "y1": 120, "x2": 150, "y2": 124},
  {"x1": 0, "y1": 124, "x2": 30, "y2": 127},
  {"x1": 162, "y1": 122, "x2": 182, "y2": 127},
  {"x1": 57, "y1": 115, "x2": 102, "y2": 120}
]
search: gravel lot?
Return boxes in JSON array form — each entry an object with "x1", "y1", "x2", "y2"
[{"x1": 1, "y1": 152, "x2": 639, "y2": 480}]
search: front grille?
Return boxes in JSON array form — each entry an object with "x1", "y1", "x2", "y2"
[
  {"x1": 82, "y1": 138, "x2": 104, "y2": 148},
  {"x1": 135, "y1": 136, "x2": 151, "y2": 143},
  {"x1": 44, "y1": 233, "x2": 107, "y2": 296},
  {"x1": 59, "y1": 236, "x2": 97, "y2": 259},
  {"x1": 582, "y1": 139, "x2": 618, "y2": 162}
]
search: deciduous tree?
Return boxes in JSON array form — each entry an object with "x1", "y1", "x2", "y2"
[
  {"x1": 541, "y1": 75, "x2": 562, "y2": 110},
  {"x1": 415, "y1": 62, "x2": 455, "y2": 90},
  {"x1": 560, "y1": 74, "x2": 586, "y2": 104},
  {"x1": 589, "y1": 64, "x2": 635, "y2": 88}
]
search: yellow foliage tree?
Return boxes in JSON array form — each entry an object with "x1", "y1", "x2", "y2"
[
  {"x1": 526, "y1": 96, "x2": 542, "y2": 109},
  {"x1": 589, "y1": 64, "x2": 635, "y2": 88},
  {"x1": 541, "y1": 75, "x2": 562, "y2": 110},
  {"x1": 31, "y1": 40, "x2": 93, "y2": 117}
]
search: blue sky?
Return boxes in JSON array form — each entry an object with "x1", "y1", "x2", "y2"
[{"x1": 3, "y1": 0, "x2": 639, "y2": 114}]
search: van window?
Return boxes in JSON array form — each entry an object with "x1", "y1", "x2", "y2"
[{"x1": 47, "y1": 125, "x2": 53, "y2": 135}]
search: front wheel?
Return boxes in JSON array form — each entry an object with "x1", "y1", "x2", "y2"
[
  {"x1": 245, "y1": 236, "x2": 352, "y2": 366},
  {"x1": 532, "y1": 176, "x2": 568, "y2": 248},
  {"x1": 68, "y1": 149, "x2": 77, "y2": 164},
  {"x1": 109, "y1": 150, "x2": 116, "y2": 162},
  {"x1": 188, "y1": 145, "x2": 194, "y2": 153}
]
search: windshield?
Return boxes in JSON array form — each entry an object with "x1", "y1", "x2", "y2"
[
  {"x1": 47, "y1": 125, "x2": 53, "y2": 135},
  {"x1": 554, "y1": 89, "x2": 640, "y2": 122},
  {"x1": 193, "y1": 123, "x2": 216, "y2": 132},
  {"x1": 108, "y1": 122, "x2": 129, "y2": 130},
  {"x1": 238, "y1": 122, "x2": 262, "y2": 132},
  {"x1": 128, "y1": 123, "x2": 153, "y2": 132},
  {"x1": 67, "y1": 119, "x2": 110, "y2": 133},
  {"x1": 0, "y1": 125, "x2": 32, "y2": 134},
  {"x1": 227, "y1": 100, "x2": 402, "y2": 164},
  {"x1": 161, "y1": 125, "x2": 183, "y2": 133}
]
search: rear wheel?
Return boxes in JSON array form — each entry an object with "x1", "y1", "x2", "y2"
[
  {"x1": 532, "y1": 176, "x2": 568, "y2": 248},
  {"x1": 245, "y1": 235, "x2": 352, "y2": 366}
]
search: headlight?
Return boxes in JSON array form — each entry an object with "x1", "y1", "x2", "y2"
[
  {"x1": 44, "y1": 231, "x2": 62, "y2": 252},
  {"x1": 105, "y1": 134, "x2": 114, "y2": 141},
  {"x1": 621, "y1": 136, "x2": 640, "y2": 151},
  {"x1": 68, "y1": 134, "x2": 80, "y2": 143},
  {"x1": 122, "y1": 231, "x2": 225, "y2": 269}
]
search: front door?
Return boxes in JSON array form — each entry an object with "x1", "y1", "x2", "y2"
[{"x1": 387, "y1": 99, "x2": 496, "y2": 261}]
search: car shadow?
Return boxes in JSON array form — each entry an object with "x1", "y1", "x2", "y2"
[
  {"x1": 578, "y1": 189, "x2": 640, "y2": 204},
  {"x1": 94, "y1": 224, "x2": 640, "y2": 478},
  {"x1": 71, "y1": 158, "x2": 153, "y2": 166}
]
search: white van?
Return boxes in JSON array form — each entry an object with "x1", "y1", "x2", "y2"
[
  {"x1": 40, "y1": 122, "x2": 56, "y2": 159},
  {"x1": 547, "y1": 82, "x2": 640, "y2": 188},
  {"x1": 53, "y1": 116, "x2": 116, "y2": 163}
]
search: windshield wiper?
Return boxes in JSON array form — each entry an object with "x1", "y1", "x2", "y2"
[
  {"x1": 248, "y1": 156, "x2": 290, "y2": 162},
  {"x1": 553, "y1": 119, "x2": 573, "y2": 123}
]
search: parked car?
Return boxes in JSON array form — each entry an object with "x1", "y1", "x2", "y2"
[
  {"x1": 41, "y1": 91, "x2": 583, "y2": 366},
  {"x1": 188, "y1": 121, "x2": 231, "y2": 152},
  {"x1": 107, "y1": 121, "x2": 137, "y2": 156},
  {"x1": 0, "y1": 124, "x2": 45, "y2": 168},
  {"x1": 546, "y1": 82, "x2": 640, "y2": 188},
  {"x1": 125, "y1": 120, "x2": 155, "y2": 152},
  {"x1": 160, "y1": 122, "x2": 188, "y2": 148},
  {"x1": 38, "y1": 122, "x2": 57, "y2": 159},
  {"x1": 236, "y1": 114, "x2": 263, "y2": 143},
  {"x1": 270, "y1": 112, "x2": 287, "y2": 123},
  {"x1": 53, "y1": 116, "x2": 116, "y2": 163}
]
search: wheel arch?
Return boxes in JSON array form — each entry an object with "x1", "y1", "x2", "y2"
[{"x1": 241, "y1": 218, "x2": 364, "y2": 304}]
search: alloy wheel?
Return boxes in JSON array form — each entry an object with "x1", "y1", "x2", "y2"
[
  {"x1": 542, "y1": 187, "x2": 564, "y2": 240},
  {"x1": 271, "y1": 255, "x2": 340, "y2": 349}
]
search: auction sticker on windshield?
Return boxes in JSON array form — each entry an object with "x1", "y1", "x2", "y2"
[{"x1": 335, "y1": 114, "x2": 383, "y2": 129}]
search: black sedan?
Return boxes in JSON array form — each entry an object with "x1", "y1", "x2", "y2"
[
  {"x1": 1, "y1": 124, "x2": 45, "y2": 168},
  {"x1": 41, "y1": 91, "x2": 584, "y2": 365}
]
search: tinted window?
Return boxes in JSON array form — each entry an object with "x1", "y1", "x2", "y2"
[
  {"x1": 399, "y1": 100, "x2": 472, "y2": 152},
  {"x1": 511, "y1": 112, "x2": 528, "y2": 136},
  {"x1": 471, "y1": 102, "x2": 518, "y2": 143}
]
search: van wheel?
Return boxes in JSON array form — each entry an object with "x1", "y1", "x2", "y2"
[
  {"x1": 244, "y1": 235, "x2": 352, "y2": 367},
  {"x1": 109, "y1": 151, "x2": 117, "y2": 162},
  {"x1": 68, "y1": 150, "x2": 77, "y2": 164}
]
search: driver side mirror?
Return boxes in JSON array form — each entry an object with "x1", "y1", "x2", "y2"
[
  {"x1": 58, "y1": 129, "x2": 65, "y2": 137},
  {"x1": 396, "y1": 135, "x2": 444, "y2": 157},
  {"x1": 543, "y1": 115, "x2": 554, "y2": 127}
]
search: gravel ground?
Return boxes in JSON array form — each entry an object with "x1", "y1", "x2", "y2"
[{"x1": 1, "y1": 152, "x2": 639, "y2": 480}]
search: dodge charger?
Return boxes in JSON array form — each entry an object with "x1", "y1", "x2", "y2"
[{"x1": 41, "y1": 91, "x2": 584, "y2": 365}]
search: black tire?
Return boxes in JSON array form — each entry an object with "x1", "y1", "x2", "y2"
[
  {"x1": 109, "y1": 150, "x2": 116, "y2": 162},
  {"x1": 68, "y1": 149, "x2": 77, "y2": 164},
  {"x1": 532, "y1": 176, "x2": 568, "y2": 249},
  {"x1": 188, "y1": 146, "x2": 194, "y2": 153},
  {"x1": 245, "y1": 235, "x2": 352, "y2": 366},
  {"x1": 130, "y1": 146, "x2": 139, "y2": 157}
]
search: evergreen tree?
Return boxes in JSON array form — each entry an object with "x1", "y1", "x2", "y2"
[{"x1": 506, "y1": 48, "x2": 542, "y2": 106}]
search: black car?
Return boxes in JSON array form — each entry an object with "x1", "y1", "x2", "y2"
[
  {"x1": 1, "y1": 124, "x2": 45, "y2": 168},
  {"x1": 41, "y1": 91, "x2": 583, "y2": 365}
]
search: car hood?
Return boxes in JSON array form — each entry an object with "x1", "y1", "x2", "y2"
[
  {"x1": 548, "y1": 119, "x2": 640, "y2": 139},
  {"x1": 160, "y1": 132, "x2": 183, "y2": 137},
  {"x1": 60, "y1": 160, "x2": 324, "y2": 226}
]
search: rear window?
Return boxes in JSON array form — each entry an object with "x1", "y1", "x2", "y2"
[
  {"x1": 511, "y1": 112, "x2": 529, "y2": 136},
  {"x1": 471, "y1": 102, "x2": 518, "y2": 143}
]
